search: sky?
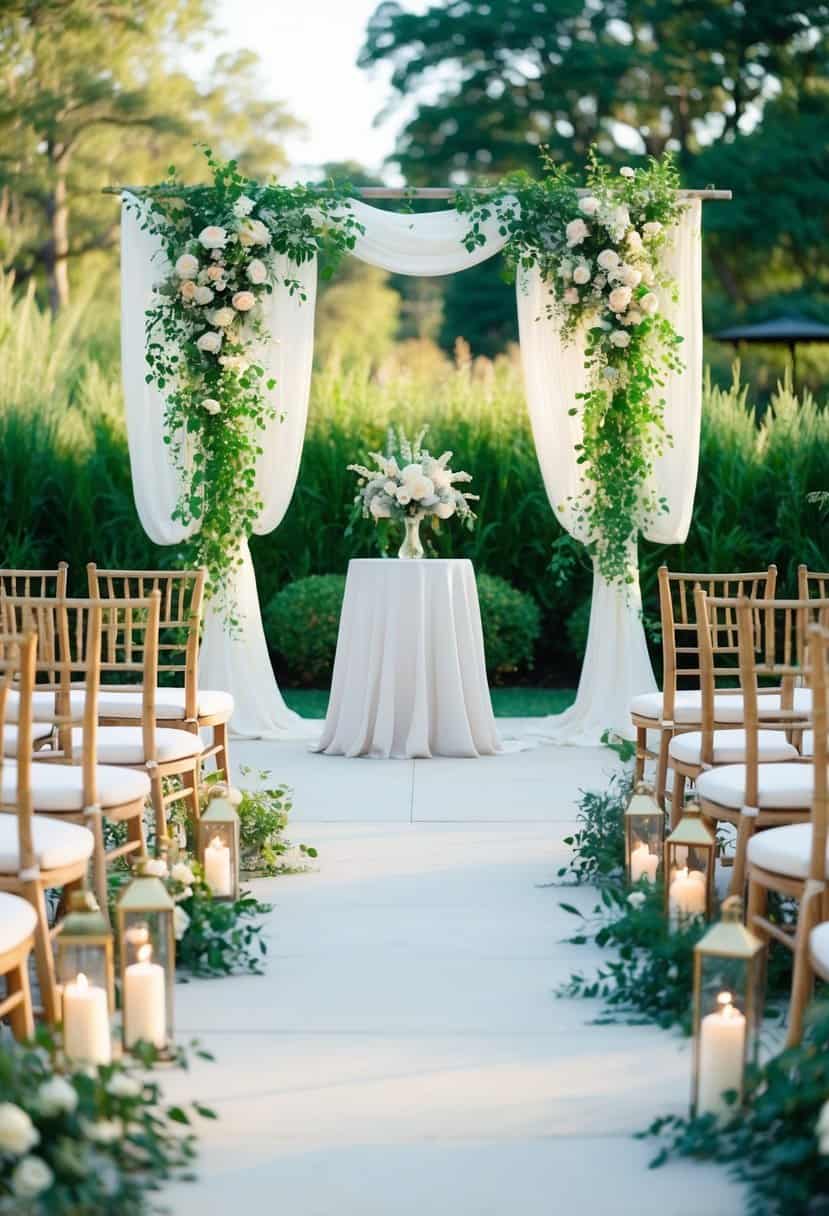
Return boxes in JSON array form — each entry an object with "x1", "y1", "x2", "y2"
[{"x1": 211, "y1": 0, "x2": 426, "y2": 182}]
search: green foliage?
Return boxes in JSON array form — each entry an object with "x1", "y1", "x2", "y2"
[
  {"x1": 476, "y1": 573, "x2": 541, "y2": 681},
  {"x1": 265, "y1": 575, "x2": 346, "y2": 687},
  {"x1": 644, "y1": 1003, "x2": 829, "y2": 1215},
  {"x1": 233, "y1": 766, "x2": 317, "y2": 875},
  {"x1": 557, "y1": 770, "x2": 630, "y2": 887},
  {"x1": 0, "y1": 1029, "x2": 210, "y2": 1214}
]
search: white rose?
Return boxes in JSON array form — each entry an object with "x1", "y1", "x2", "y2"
[
  {"x1": 620, "y1": 166, "x2": 635, "y2": 179},
  {"x1": 219, "y1": 354, "x2": 249, "y2": 373},
  {"x1": 142, "y1": 857, "x2": 168, "y2": 877},
  {"x1": 430, "y1": 467, "x2": 451, "y2": 491},
  {"x1": 37, "y1": 1076, "x2": 78, "y2": 1117},
  {"x1": 643, "y1": 221, "x2": 663, "y2": 237},
  {"x1": 627, "y1": 891, "x2": 646, "y2": 908},
  {"x1": 624, "y1": 308, "x2": 643, "y2": 327},
  {"x1": 597, "y1": 249, "x2": 620, "y2": 271},
  {"x1": 640, "y1": 292, "x2": 659, "y2": 315},
  {"x1": 563, "y1": 287, "x2": 579, "y2": 305},
  {"x1": 196, "y1": 331, "x2": 222, "y2": 355},
  {"x1": 406, "y1": 474, "x2": 435, "y2": 501},
  {"x1": 106, "y1": 1073, "x2": 142, "y2": 1100},
  {"x1": 238, "y1": 219, "x2": 270, "y2": 247},
  {"x1": 369, "y1": 496, "x2": 392, "y2": 520},
  {"x1": 246, "y1": 258, "x2": 267, "y2": 285},
  {"x1": 198, "y1": 225, "x2": 227, "y2": 250},
  {"x1": 201, "y1": 397, "x2": 221, "y2": 416},
  {"x1": 626, "y1": 230, "x2": 643, "y2": 253},
  {"x1": 82, "y1": 1118, "x2": 121, "y2": 1144},
  {"x1": 11, "y1": 1156, "x2": 53, "y2": 1199},
  {"x1": 173, "y1": 905, "x2": 190, "y2": 941},
  {"x1": 619, "y1": 264, "x2": 642, "y2": 288},
  {"x1": 610, "y1": 329, "x2": 630, "y2": 348},
  {"x1": 395, "y1": 487, "x2": 412, "y2": 505},
  {"x1": 211, "y1": 307, "x2": 235, "y2": 328},
  {"x1": 232, "y1": 195, "x2": 255, "y2": 218},
  {"x1": 578, "y1": 196, "x2": 599, "y2": 216},
  {"x1": 194, "y1": 285, "x2": 214, "y2": 306},
  {"x1": 565, "y1": 218, "x2": 589, "y2": 247},
  {"x1": 383, "y1": 480, "x2": 398, "y2": 496},
  {"x1": 573, "y1": 263, "x2": 591, "y2": 285},
  {"x1": 171, "y1": 861, "x2": 195, "y2": 885},
  {"x1": 175, "y1": 253, "x2": 199, "y2": 280},
  {"x1": 179, "y1": 280, "x2": 197, "y2": 301},
  {"x1": 608, "y1": 285, "x2": 632, "y2": 313},
  {"x1": 232, "y1": 291, "x2": 256, "y2": 313},
  {"x1": 611, "y1": 204, "x2": 630, "y2": 232},
  {"x1": 434, "y1": 500, "x2": 455, "y2": 520},
  {"x1": 206, "y1": 263, "x2": 225, "y2": 282},
  {"x1": 0, "y1": 1104, "x2": 39, "y2": 1156}
]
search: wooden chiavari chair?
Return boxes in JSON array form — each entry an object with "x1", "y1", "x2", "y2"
[
  {"x1": 746, "y1": 623, "x2": 829, "y2": 1047},
  {"x1": 695, "y1": 595, "x2": 826, "y2": 895},
  {"x1": 630, "y1": 566, "x2": 777, "y2": 810},
  {"x1": 87, "y1": 566, "x2": 232, "y2": 778},
  {"x1": 0, "y1": 565, "x2": 68, "y2": 600},
  {"x1": 0, "y1": 631, "x2": 94, "y2": 1024}
]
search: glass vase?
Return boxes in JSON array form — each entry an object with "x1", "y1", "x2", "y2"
[{"x1": 398, "y1": 514, "x2": 424, "y2": 560}]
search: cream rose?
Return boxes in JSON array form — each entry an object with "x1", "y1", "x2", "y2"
[
  {"x1": 232, "y1": 291, "x2": 256, "y2": 313},
  {"x1": 370, "y1": 496, "x2": 392, "y2": 519},
  {"x1": 142, "y1": 856, "x2": 169, "y2": 877},
  {"x1": 597, "y1": 248, "x2": 620, "y2": 271},
  {"x1": 624, "y1": 308, "x2": 643, "y2": 326},
  {"x1": 82, "y1": 1118, "x2": 122, "y2": 1144},
  {"x1": 175, "y1": 253, "x2": 199, "y2": 280},
  {"x1": 626, "y1": 230, "x2": 643, "y2": 253},
  {"x1": 196, "y1": 331, "x2": 222, "y2": 354},
  {"x1": 173, "y1": 906, "x2": 190, "y2": 941},
  {"x1": 0, "y1": 1104, "x2": 39, "y2": 1156},
  {"x1": 643, "y1": 221, "x2": 663, "y2": 237},
  {"x1": 219, "y1": 354, "x2": 249, "y2": 373},
  {"x1": 620, "y1": 166, "x2": 635, "y2": 179},
  {"x1": 211, "y1": 307, "x2": 235, "y2": 328},
  {"x1": 233, "y1": 195, "x2": 255, "y2": 218},
  {"x1": 106, "y1": 1073, "x2": 142, "y2": 1100},
  {"x1": 563, "y1": 287, "x2": 579, "y2": 305},
  {"x1": 206, "y1": 263, "x2": 225, "y2": 281},
  {"x1": 179, "y1": 280, "x2": 197, "y2": 301},
  {"x1": 608, "y1": 285, "x2": 632, "y2": 313},
  {"x1": 610, "y1": 329, "x2": 630, "y2": 348},
  {"x1": 194, "y1": 285, "x2": 214, "y2": 306},
  {"x1": 11, "y1": 1156, "x2": 53, "y2": 1199},
  {"x1": 619, "y1": 264, "x2": 642, "y2": 288},
  {"x1": 573, "y1": 263, "x2": 591, "y2": 285},
  {"x1": 201, "y1": 398, "x2": 221, "y2": 415},
  {"x1": 640, "y1": 292, "x2": 659, "y2": 315},
  {"x1": 238, "y1": 218, "x2": 270, "y2": 247},
  {"x1": 434, "y1": 500, "x2": 455, "y2": 520},
  {"x1": 578, "y1": 196, "x2": 600, "y2": 216},
  {"x1": 246, "y1": 258, "x2": 267, "y2": 285},
  {"x1": 565, "y1": 218, "x2": 589, "y2": 247},
  {"x1": 198, "y1": 225, "x2": 227, "y2": 250},
  {"x1": 37, "y1": 1077, "x2": 78, "y2": 1117}
]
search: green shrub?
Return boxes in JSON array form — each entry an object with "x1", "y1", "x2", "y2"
[
  {"x1": 264, "y1": 574, "x2": 346, "y2": 685},
  {"x1": 476, "y1": 572, "x2": 540, "y2": 681}
]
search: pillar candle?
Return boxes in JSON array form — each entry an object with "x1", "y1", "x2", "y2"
[
  {"x1": 204, "y1": 836, "x2": 232, "y2": 896},
  {"x1": 669, "y1": 867, "x2": 707, "y2": 922},
  {"x1": 124, "y1": 944, "x2": 166, "y2": 1048},
  {"x1": 698, "y1": 993, "x2": 746, "y2": 1118},
  {"x1": 63, "y1": 973, "x2": 111, "y2": 1065},
  {"x1": 631, "y1": 842, "x2": 659, "y2": 883}
]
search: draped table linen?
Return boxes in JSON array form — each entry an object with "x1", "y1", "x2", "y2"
[{"x1": 314, "y1": 559, "x2": 501, "y2": 759}]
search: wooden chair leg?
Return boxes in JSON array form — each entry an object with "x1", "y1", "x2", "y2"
[
  {"x1": 746, "y1": 873, "x2": 768, "y2": 938},
  {"x1": 656, "y1": 729, "x2": 671, "y2": 811},
  {"x1": 6, "y1": 953, "x2": 35, "y2": 1041},
  {"x1": 729, "y1": 812, "x2": 756, "y2": 898},
  {"x1": 634, "y1": 726, "x2": 647, "y2": 783},
  {"x1": 29, "y1": 884, "x2": 59, "y2": 1024},
  {"x1": 149, "y1": 771, "x2": 166, "y2": 853},
  {"x1": 786, "y1": 896, "x2": 818, "y2": 1049},
  {"x1": 670, "y1": 770, "x2": 686, "y2": 829},
  {"x1": 213, "y1": 721, "x2": 230, "y2": 781},
  {"x1": 87, "y1": 812, "x2": 108, "y2": 918},
  {"x1": 186, "y1": 761, "x2": 202, "y2": 833},
  {"x1": 126, "y1": 808, "x2": 146, "y2": 860}
]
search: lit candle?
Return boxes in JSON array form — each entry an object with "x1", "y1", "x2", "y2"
[
  {"x1": 630, "y1": 842, "x2": 659, "y2": 883},
  {"x1": 124, "y1": 943, "x2": 166, "y2": 1048},
  {"x1": 669, "y1": 866, "x2": 707, "y2": 923},
  {"x1": 63, "y1": 973, "x2": 111, "y2": 1066},
  {"x1": 698, "y1": 991, "x2": 746, "y2": 1119},
  {"x1": 204, "y1": 835, "x2": 232, "y2": 896}
]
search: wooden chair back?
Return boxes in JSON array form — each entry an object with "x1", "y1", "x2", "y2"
[
  {"x1": 0, "y1": 565, "x2": 68, "y2": 600},
  {"x1": 0, "y1": 632, "x2": 38, "y2": 876},
  {"x1": 658, "y1": 566, "x2": 777, "y2": 723},
  {"x1": 87, "y1": 566, "x2": 204, "y2": 721},
  {"x1": 806, "y1": 623, "x2": 829, "y2": 885}
]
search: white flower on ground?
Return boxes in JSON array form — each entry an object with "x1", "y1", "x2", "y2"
[
  {"x1": 232, "y1": 195, "x2": 255, "y2": 218},
  {"x1": 37, "y1": 1076, "x2": 78, "y2": 1117},
  {"x1": 211, "y1": 307, "x2": 235, "y2": 328},
  {"x1": 573, "y1": 263, "x2": 591, "y2": 285},
  {"x1": 179, "y1": 280, "x2": 197, "y2": 301},
  {"x1": 196, "y1": 331, "x2": 222, "y2": 355},
  {"x1": 246, "y1": 258, "x2": 267, "y2": 285},
  {"x1": 175, "y1": 253, "x2": 199, "y2": 280},
  {"x1": 578, "y1": 196, "x2": 600, "y2": 216},
  {"x1": 194, "y1": 285, "x2": 214, "y2": 306},
  {"x1": 142, "y1": 857, "x2": 169, "y2": 878},
  {"x1": 610, "y1": 329, "x2": 631, "y2": 348},
  {"x1": 565, "y1": 218, "x2": 589, "y2": 247},
  {"x1": 173, "y1": 905, "x2": 190, "y2": 941},
  {"x1": 620, "y1": 166, "x2": 635, "y2": 178},
  {"x1": 370, "y1": 496, "x2": 392, "y2": 519},
  {"x1": 608, "y1": 285, "x2": 632, "y2": 313},
  {"x1": 171, "y1": 861, "x2": 195, "y2": 885},
  {"x1": 198, "y1": 225, "x2": 227, "y2": 250},
  {"x1": 232, "y1": 291, "x2": 256, "y2": 313},
  {"x1": 627, "y1": 891, "x2": 646, "y2": 909},
  {"x1": 11, "y1": 1156, "x2": 53, "y2": 1198},
  {"x1": 435, "y1": 501, "x2": 455, "y2": 519},
  {"x1": 563, "y1": 287, "x2": 579, "y2": 305},
  {"x1": 597, "y1": 249, "x2": 620, "y2": 271},
  {"x1": 640, "y1": 292, "x2": 659, "y2": 315},
  {"x1": 0, "y1": 1104, "x2": 38, "y2": 1156},
  {"x1": 82, "y1": 1118, "x2": 121, "y2": 1145},
  {"x1": 106, "y1": 1073, "x2": 142, "y2": 1100},
  {"x1": 643, "y1": 221, "x2": 663, "y2": 237}
]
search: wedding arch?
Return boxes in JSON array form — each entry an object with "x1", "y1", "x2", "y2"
[{"x1": 111, "y1": 159, "x2": 729, "y2": 746}]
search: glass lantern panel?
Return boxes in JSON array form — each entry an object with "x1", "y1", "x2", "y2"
[
  {"x1": 667, "y1": 844, "x2": 712, "y2": 924},
  {"x1": 201, "y1": 824, "x2": 237, "y2": 897},
  {"x1": 627, "y1": 815, "x2": 663, "y2": 883},
  {"x1": 121, "y1": 912, "x2": 174, "y2": 1050},
  {"x1": 695, "y1": 955, "x2": 754, "y2": 1117},
  {"x1": 57, "y1": 943, "x2": 110, "y2": 994}
]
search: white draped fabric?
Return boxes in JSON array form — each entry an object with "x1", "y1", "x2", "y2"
[{"x1": 120, "y1": 195, "x2": 702, "y2": 745}]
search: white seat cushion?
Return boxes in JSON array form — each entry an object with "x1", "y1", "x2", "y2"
[
  {"x1": 4, "y1": 759, "x2": 150, "y2": 811},
  {"x1": 802, "y1": 731, "x2": 815, "y2": 758},
  {"x1": 747, "y1": 822, "x2": 814, "y2": 879},
  {"x1": 3, "y1": 723, "x2": 55, "y2": 756},
  {"x1": 71, "y1": 726, "x2": 204, "y2": 766},
  {"x1": 810, "y1": 922, "x2": 829, "y2": 977},
  {"x1": 631, "y1": 688, "x2": 810, "y2": 725},
  {"x1": 97, "y1": 687, "x2": 234, "y2": 721},
  {"x1": 5, "y1": 689, "x2": 86, "y2": 724},
  {"x1": 0, "y1": 813, "x2": 94, "y2": 873},
  {"x1": 669, "y1": 729, "x2": 799, "y2": 767},
  {"x1": 0, "y1": 892, "x2": 37, "y2": 954},
  {"x1": 696, "y1": 762, "x2": 814, "y2": 810}
]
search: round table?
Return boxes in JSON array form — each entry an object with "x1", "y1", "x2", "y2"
[{"x1": 314, "y1": 558, "x2": 502, "y2": 759}]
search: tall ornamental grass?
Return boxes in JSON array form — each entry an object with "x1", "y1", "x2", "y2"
[{"x1": 1, "y1": 279, "x2": 828, "y2": 681}]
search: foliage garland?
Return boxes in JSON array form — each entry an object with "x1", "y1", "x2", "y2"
[
  {"x1": 456, "y1": 149, "x2": 685, "y2": 585},
  {"x1": 130, "y1": 150, "x2": 363, "y2": 623}
]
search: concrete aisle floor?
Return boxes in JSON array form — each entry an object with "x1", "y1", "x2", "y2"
[{"x1": 163, "y1": 730, "x2": 742, "y2": 1215}]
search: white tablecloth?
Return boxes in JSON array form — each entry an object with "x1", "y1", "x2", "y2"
[{"x1": 314, "y1": 558, "x2": 502, "y2": 759}]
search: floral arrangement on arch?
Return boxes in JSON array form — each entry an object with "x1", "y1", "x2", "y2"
[
  {"x1": 349, "y1": 427, "x2": 477, "y2": 527},
  {"x1": 457, "y1": 150, "x2": 685, "y2": 585}
]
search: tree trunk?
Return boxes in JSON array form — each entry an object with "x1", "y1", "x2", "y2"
[{"x1": 45, "y1": 155, "x2": 70, "y2": 313}]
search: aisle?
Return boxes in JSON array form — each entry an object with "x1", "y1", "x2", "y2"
[{"x1": 163, "y1": 732, "x2": 741, "y2": 1215}]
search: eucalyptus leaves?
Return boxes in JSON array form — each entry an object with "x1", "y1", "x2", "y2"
[
  {"x1": 132, "y1": 150, "x2": 362, "y2": 622},
  {"x1": 457, "y1": 151, "x2": 685, "y2": 585}
]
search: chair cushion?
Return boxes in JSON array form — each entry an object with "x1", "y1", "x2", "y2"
[
  {"x1": 810, "y1": 922, "x2": 829, "y2": 978},
  {"x1": 802, "y1": 732, "x2": 815, "y2": 758},
  {"x1": 631, "y1": 688, "x2": 810, "y2": 725},
  {"x1": 696, "y1": 762, "x2": 814, "y2": 810},
  {"x1": 747, "y1": 822, "x2": 814, "y2": 879},
  {"x1": 0, "y1": 892, "x2": 37, "y2": 954},
  {"x1": 669, "y1": 729, "x2": 799, "y2": 767},
  {"x1": 0, "y1": 813, "x2": 94, "y2": 873},
  {"x1": 71, "y1": 726, "x2": 204, "y2": 766},
  {"x1": 5, "y1": 689, "x2": 86, "y2": 725},
  {"x1": 2, "y1": 723, "x2": 55, "y2": 757},
  {"x1": 4, "y1": 759, "x2": 150, "y2": 811},
  {"x1": 96, "y1": 687, "x2": 234, "y2": 721}
]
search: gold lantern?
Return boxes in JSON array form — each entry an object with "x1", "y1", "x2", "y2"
[
  {"x1": 664, "y1": 798, "x2": 716, "y2": 925},
  {"x1": 116, "y1": 863, "x2": 175, "y2": 1055},
  {"x1": 197, "y1": 785, "x2": 240, "y2": 901},
  {"x1": 691, "y1": 895, "x2": 764, "y2": 1120},
  {"x1": 624, "y1": 781, "x2": 664, "y2": 885},
  {"x1": 55, "y1": 890, "x2": 114, "y2": 1067}
]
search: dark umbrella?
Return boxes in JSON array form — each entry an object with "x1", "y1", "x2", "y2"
[{"x1": 714, "y1": 314, "x2": 829, "y2": 387}]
